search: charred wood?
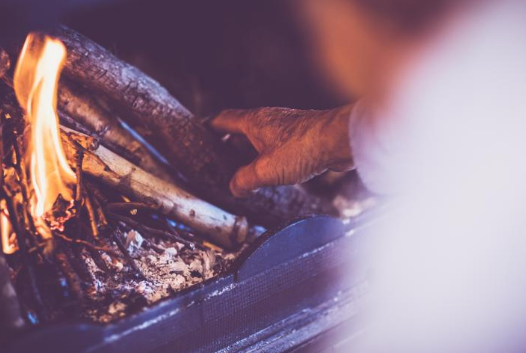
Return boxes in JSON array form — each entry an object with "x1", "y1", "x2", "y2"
[
  {"x1": 54, "y1": 241, "x2": 83, "y2": 302},
  {"x1": 0, "y1": 92, "x2": 47, "y2": 323},
  {"x1": 3, "y1": 193, "x2": 47, "y2": 322}
]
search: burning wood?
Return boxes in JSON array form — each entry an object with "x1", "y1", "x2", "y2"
[
  {"x1": 60, "y1": 129, "x2": 260, "y2": 248},
  {"x1": 0, "y1": 201, "x2": 18, "y2": 254},
  {"x1": 13, "y1": 34, "x2": 77, "y2": 222},
  {"x1": 0, "y1": 33, "x2": 247, "y2": 326},
  {"x1": 0, "y1": 26, "x2": 354, "y2": 329}
]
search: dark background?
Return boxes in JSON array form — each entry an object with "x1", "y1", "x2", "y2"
[
  {"x1": 60, "y1": 0, "x2": 347, "y2": 116},
  {"x1": 0, "y1": 0, "x2": 365, "y2": 200}
]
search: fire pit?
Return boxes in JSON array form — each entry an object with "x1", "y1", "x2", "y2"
[
  {"x1": 0, "y1": 1, "x2": 374, "y2": 351},
  {"x1": 5, "y1": 214, "x2": 374, "y2": 353}
]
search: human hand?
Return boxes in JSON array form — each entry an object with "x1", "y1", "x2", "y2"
[{"x1": 211, "y1": 105, "x2": 354, "y2": 197}]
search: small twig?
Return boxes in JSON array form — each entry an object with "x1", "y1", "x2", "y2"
[
  {"x1": 2, "y1": 189, "x2": 47, "y2": 322},
  {"x1": 163, "y1": 218, "x2": 191, "y2": 240},
  {"x1": 87, "y1": 247, "x2": 110, "y2": 273},
  {"x1": 162, "y1": 217, "x2": 214, "y2": 250},
  {"x1": 111, "y1": 230, "x2": 145, "y2": 280},
  {"x1": 108, "y1": 212, "x2": 200, "y2": 250},
  {"x1": 60, "y1": 239, "x2": 92, "y2": 284},
  {"x1": 12, "y1": 136, "x2": 30, "y2": 207},
  {"x1": 12, "y1": 136, "x2": 39, "y2": 247},
  {"x1": 27, "y1": 242, "x2": 47, "y2": 254},
  {"x1": 141, "y1": 238, "x2": 165, "y2": 255},
  {"x1": 74, "y1": 148, "x2": 84, "y2": 210},
  {"x1": 85, "y1": 179, "x2": 108, "y2": 204},
  {"x1": 109, "y1": 213, "x2": 174, "y2": 240},
  {"x1": 54, "y1": 233, "x2": 120, "y2": 257},
  {"x1": 83, "y1": 188, "x2": 99, "y2": 239},
  {"x1": 54, "y1": 242, "x2": 83, "y2": 302},
  {"x1": 91, "y1": 195, "x2": 108, "y2": 229},
  {"x1": 0, "y1": 123, "x2": 5, "y2": 190}
]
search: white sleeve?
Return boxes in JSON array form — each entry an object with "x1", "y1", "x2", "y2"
[{"x1": 348, "y1": 100, "x2": 408, "y2": 195}]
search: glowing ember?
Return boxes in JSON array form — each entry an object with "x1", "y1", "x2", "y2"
[{"x1": 13, "y1": 34, "x2": 76, "y2": 224}]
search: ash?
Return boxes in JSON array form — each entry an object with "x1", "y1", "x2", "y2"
[{"x1": 82, "y1": 230, "x2": 240, "y2": 323}]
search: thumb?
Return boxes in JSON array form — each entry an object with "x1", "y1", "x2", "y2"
[
  {"x1": 229, "y1": 155, "x2": 275, "y2": 198},
  {"x1": 211, "y1": 109, "x2": 249, "y2": 134}
]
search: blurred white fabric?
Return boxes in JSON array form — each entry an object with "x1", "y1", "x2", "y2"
[{"x1": 348, "y1": 1, "x2": 526, "y2": 352}]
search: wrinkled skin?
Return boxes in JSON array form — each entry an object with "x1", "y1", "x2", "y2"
[{"x1": 212, "y1": 106, "x2": 354, "y2": 197}]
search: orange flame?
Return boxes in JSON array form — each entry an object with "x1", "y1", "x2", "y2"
[
  {"x1": 13, "y1": 34, "x2": 76, "y2": 220},
  {"x1": 0, "y1": 200, "x2": 18, "y2": 255}
]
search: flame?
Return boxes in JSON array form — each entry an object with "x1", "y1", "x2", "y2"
[
  {"x1": 13, "y1": 34, "x2": 76, "y2": 219},
  {"x1": 0, "y1": 200, "x2": 18, "y2": 255}
]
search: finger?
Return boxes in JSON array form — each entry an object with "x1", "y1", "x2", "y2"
[
  {"x1": 230, "y1": 163, "x2": 260, "y2": 198},
  {"x1": 210, "y1": 110, "x2": 249, "y2": 134},
  {"x1": 229, "y1": 155, "x2": 275, "y2": 198}
]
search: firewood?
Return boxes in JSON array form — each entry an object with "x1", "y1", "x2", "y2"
[
  {"x1": 57, "y1": 79, "x2": 176, "y2": 184},
  {"x1": 51, "y1": 27, "x2": 231, "y2": 187},
  {"x1": 61, "y1": 129, "x2": 260, "y2": 249},
  {"x1": 50, "y1": 26, "x2": 337, "y2": 228}
]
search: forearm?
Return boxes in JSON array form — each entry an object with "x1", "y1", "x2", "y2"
[
  {"x1": 348, "y1": 99, "x2": 407, "y2": 195},
  {"x1": 317, "y1": 101, "x2": 398, "y2": 195}
]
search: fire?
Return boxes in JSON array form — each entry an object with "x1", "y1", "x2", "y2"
[
  {"x1": 13, "y1": 34, "x2": 76, "y2": 220},
  {"x1": 0, "y1": 200, "x2": 18, "y2": 255}
]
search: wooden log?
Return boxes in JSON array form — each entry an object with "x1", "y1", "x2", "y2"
[
  {"x1": 57, "y1": 79, "x2": 176, "y2": 184},
  {"x1": 50, "y1": 26, "x2": 337, "y2": 227},
  {"x1": 61, "y1": 129, "x2": 260, "y2": 249},
  {"x1": 51, "y1": 26, "x2": 233, "y2": 189}
]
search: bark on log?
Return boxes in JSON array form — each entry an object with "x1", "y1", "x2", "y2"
[
  {"x1": 50, "y1": 26, "x2": 337, "y2": 227},
  {"x1": 61, "y1": 129, "x2": 259, "y2": 249},
  {"x1": 52, "y1": 26, "x2": 233, "y2": 189},
  {"x1": 57, "y1": 79, "x2": 176, "y2": 183}
]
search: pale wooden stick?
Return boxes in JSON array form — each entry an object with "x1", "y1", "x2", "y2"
[{"x1": 61, "y1": 128, "x2": 262, "y2": 249}]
